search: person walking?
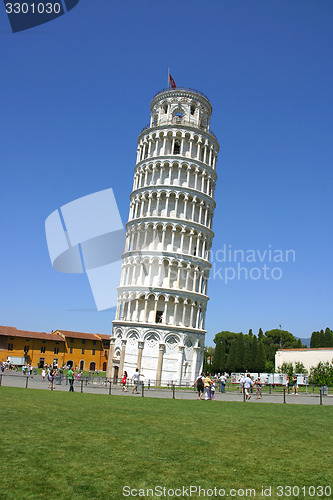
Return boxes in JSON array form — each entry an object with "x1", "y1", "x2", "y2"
[
  {"x1": 121, "y1": 371, "x2": 128, "y2": 392},
  {"x1": 293, "y1": 374, "x2": 298, "y2": 395},
  {"x1": 203, "y1": 373, "x2": 213, "y2": 400},
  {"x1": 193, "y1": 373, "x2": 205, "y2": 400},
  {"x1": 255, "y1": 377, "x2": 263, "y2": 399},
  {"x1": 132, "y1": 369, "x2": 142, "y2": 394},
  {"x1": 48, "y1": 368, "x2": 55, "y2": 390},
  {"x1": 68, "y1": 367, "x2": 74, "y2": 392},
  {"x1": 243, "y1": 373, "x2": 253, "y2": 400}
]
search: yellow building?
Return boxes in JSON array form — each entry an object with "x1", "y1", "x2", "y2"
[
  {"x1": 0, "y1": 326, "x2": 110, "y2": 371},
  {"x1": 54, "y1": 330, "x2": 110, "y2": 371},
  {"x1": 0, "y1": 326, "x2": 66, "y2": 368}
]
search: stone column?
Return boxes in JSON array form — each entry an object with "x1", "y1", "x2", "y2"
[
  {"x1": 119, "y1": 339, "x2": 127, "y2": 376},
  {"x1": 192, "y1": 345, "x2": 200, "y2": 381},
  {"x1": 137, "y1": 341, "x2": 144, "y2": 371},
  {"x1": 156, "y1": 343, "x2": 165, "y2": 385},
  {"x1": 176, "y1": 345, "x2": 185, "y2": 385},
  {"x1": 106, "y1": 337, "x2": 116, "y2": 379}
]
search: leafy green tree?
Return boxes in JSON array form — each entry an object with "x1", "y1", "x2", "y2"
[
  {"x1": 258, "y1": 328, "x2": 263, "y2": 341},
  {"x1": 248, "y1": 329, "x2": 253, "y2": 336},
  {"x1": 295, "y1": 361, "x2": 308, "y2": 374},
  {"x1": 255, "y1": 341, "x2": 266, "y2": 372},
  {"x1": 310, "y1": 361, "x2": 333, "y2": 385},
  {"x1": 278, "y1": 362, "x2": 294, "y2": 378},
  {"x1": 235, "y1": 333, "x2": 245, "y2": 372}
]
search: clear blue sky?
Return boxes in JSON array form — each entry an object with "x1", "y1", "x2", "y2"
[{"x1": 1, "y1": 0, "x2": 332, "y2": 345}]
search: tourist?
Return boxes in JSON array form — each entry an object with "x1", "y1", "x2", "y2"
[
  {"x1": 41, "y1": 368, "x2": 46, "y2": 380},
  {"x1": 238, "y1": 374, "x2": 244, "y2": 393},
  {"x1": 48, "y1": 368, "x2": 55, "y2": 390},
  {"x1": 255, "y1": 377, "x2": 263, "y2": 399},
  {"x1": 211, "y1": 379, "x2": 216, "y2": 400},
  {"x1": 193, "y1": 373, "x2": 204, "y2": 400},
  {"x1": 220, "y1": 374, "x2": 226, "y2": 393},
  {"x1": 203, "y1": 373, "x2": 213, "y2": 400},
  {"x1": 243, "y1": 373, "x2": 253, "y2": 400},
  {"x1": 67, "y1": 366, "x2": 74, "y2": 392},
  {"x1": 286, "y1": 375, "x2": 290, "y2": 394},
  {"x1": 293, "y1": 374, "x2": 298, "y2": 395},
  {"x1": 132, "y1": 368, "x2": 142, "y2": 394},
  {"x1": 121, "y1": 371, "x2": 128, "y2": 392}
]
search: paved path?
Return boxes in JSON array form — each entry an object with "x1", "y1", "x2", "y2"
[{"x1": 1, "y1": 373, "x2": 332, "y2": 406}]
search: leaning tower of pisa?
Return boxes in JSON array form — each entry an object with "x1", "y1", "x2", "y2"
[{"x1": 107, "y1": 87, "x2": 219, "y2": 384}]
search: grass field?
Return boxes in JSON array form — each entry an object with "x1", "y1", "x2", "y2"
[{"x1": 0, "y1": 387, "x2": 332, "y2": 500}]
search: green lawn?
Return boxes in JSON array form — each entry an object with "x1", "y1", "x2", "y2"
[{"x1": 0, "y1": 387, "x2": 332, "y2": 500}]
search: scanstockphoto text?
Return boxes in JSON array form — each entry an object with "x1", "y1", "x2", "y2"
[{"x1": 209, "y1": 244, "x2": 296, "y2": 284}]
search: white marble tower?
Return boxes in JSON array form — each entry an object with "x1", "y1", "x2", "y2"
[{"x1": 107, "y1": 87, "x2": 219, "y2": 384}]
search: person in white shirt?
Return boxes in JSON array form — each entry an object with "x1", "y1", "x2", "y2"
[
  {"x1": 220, "y1": 374, "x2": 227, "y2": 393},
  {"x1": 243, "y1": 373, "x2": 254, "y2": 400}
]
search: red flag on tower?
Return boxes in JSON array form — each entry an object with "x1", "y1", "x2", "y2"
[{"x1": 169, "y1": 74, "x2": 176, "y2": 89}]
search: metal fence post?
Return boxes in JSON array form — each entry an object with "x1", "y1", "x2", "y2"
[
  {"x1": 81, "y1": 379, "x2": 83, "y2": 393},
  {"x1": 141, "y1": 382, "x2": 144, "y2": 397},
  {"x1": 283, "y1": 388, "x2": 286, "y2": 404},
  {"x1": 269, "y1": 384, "x2": 272, "y2": 394},
  {"x1": 109, "y1": 381, "x2": 112, "y2": 395},
  {"x1": 320, "y1": 388, "x2": 323, "y2": 405},
  {"x1": 0, "y1": 374, "x2": 2, "y2": 386},
  {"x1": 172, "y1": 383, "x2": 175, "y2": 399},
  {"x1": 243, "y1": 387, "x2": 246, "y2": 402},
  {"x1": 148, "y1": 379, "x2": 150, "y2": 390},
  {"x1": 26, "y1": 376, "x2": 29, "y2": 389}
]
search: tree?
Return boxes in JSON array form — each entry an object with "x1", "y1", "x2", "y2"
[
  {"x1": 212, "y1": 338, "x2": 222, "y2": 374},
  {"x1": 250, "y1": 335, "x2": 258, "y2": 372},
  {"x1": 255, "y1": 341, "x2": 266, "y2": 373},
  {"x1": 278, "y1": 362, "x2": 294, "y2": 378},
  {"x1": 310, "y1": 361, "x2": 333, "y2": 386},
  {"x1": 323, "y1": 327, "x2": 333, "y2": 347},
  {"x1": 243, "y1": 336, "x2": 252, "y2": 372},
  {"x1": 258, "y1": 328, "x2": 263, "y2": 341},
  {"x1": 295, "y1": 361, "x2": 307, "y2": 374},
  {"x1": 235, "y1": 333, "x2": 245, "y2": 372},
  {"x1": 225, "y1": 341, "x2": 236, "y2": 373},
  {"x1": 220, "y1": 337, "x2": 227, "y2": 374},
  {"x1": 310, "y1": 331, "x2": 320, "y2": 348}
]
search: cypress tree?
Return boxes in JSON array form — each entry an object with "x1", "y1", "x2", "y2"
[
  {"x1": 310, "y1": 331, "x2": 320, "y2": 348},
  {"x1": 324, "y1": 327, "x2": 333, "y2": 347},
  {"x1": 243, "y1": 336, "x2": 252, "y2": 372},
  {"x1": 220, "y1": 336, "x2": 227, "y2": 374},
  {"x1": 319, "y1": 329, "x2": 325, "y2": 346},
  {"x1": 225, "y1": 341, "x2": 237, "y2": 373},
  {"x1": 235, "y1": 333, "x2": 245, "y2": 372},
  {"x1": 255, "y1": 341, "x2": 266, "y2": 373},
  {"x1": 258, "y1": 328, "x2": 263, "y2": 341},
  {"x1": 250, "y1": 335, "x2": 258, "y2": 372},
  {"x1": 212, "y1": 338, "x2": 222, "y2": 374}
]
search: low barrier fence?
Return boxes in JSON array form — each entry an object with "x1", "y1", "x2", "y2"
[{"x1": 0, "y1": 373, "x2": 331, "y2": 405}]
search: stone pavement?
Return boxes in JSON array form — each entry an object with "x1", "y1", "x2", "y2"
[{"x1": 1, "y1": 372, "x2": 332, "y2": 406}]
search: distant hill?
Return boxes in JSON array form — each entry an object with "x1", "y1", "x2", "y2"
[{"x1": 295, "y1": 337, "x2": 311, "y2": 348}]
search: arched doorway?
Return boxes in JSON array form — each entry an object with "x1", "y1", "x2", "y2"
[
  {"x1": 79, "y1": 360, "x2": 84, "y2": 371},
  {"x1": 66, "y1": 360, "x2": 73, "y2": 368},
  {"x1": 113, "y1": 365, "x2": 119, "y2": 383},
  {"x1": 102, "y1": 362, "x2": 107, "y2": 371},
  {"x1": 89, "y1": 362, "x2": 96, "y2": 371}
]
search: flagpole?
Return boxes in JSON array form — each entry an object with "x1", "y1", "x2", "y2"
[{"x1": 168, "y1": 67, "x2": 170, "y2": 88}]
